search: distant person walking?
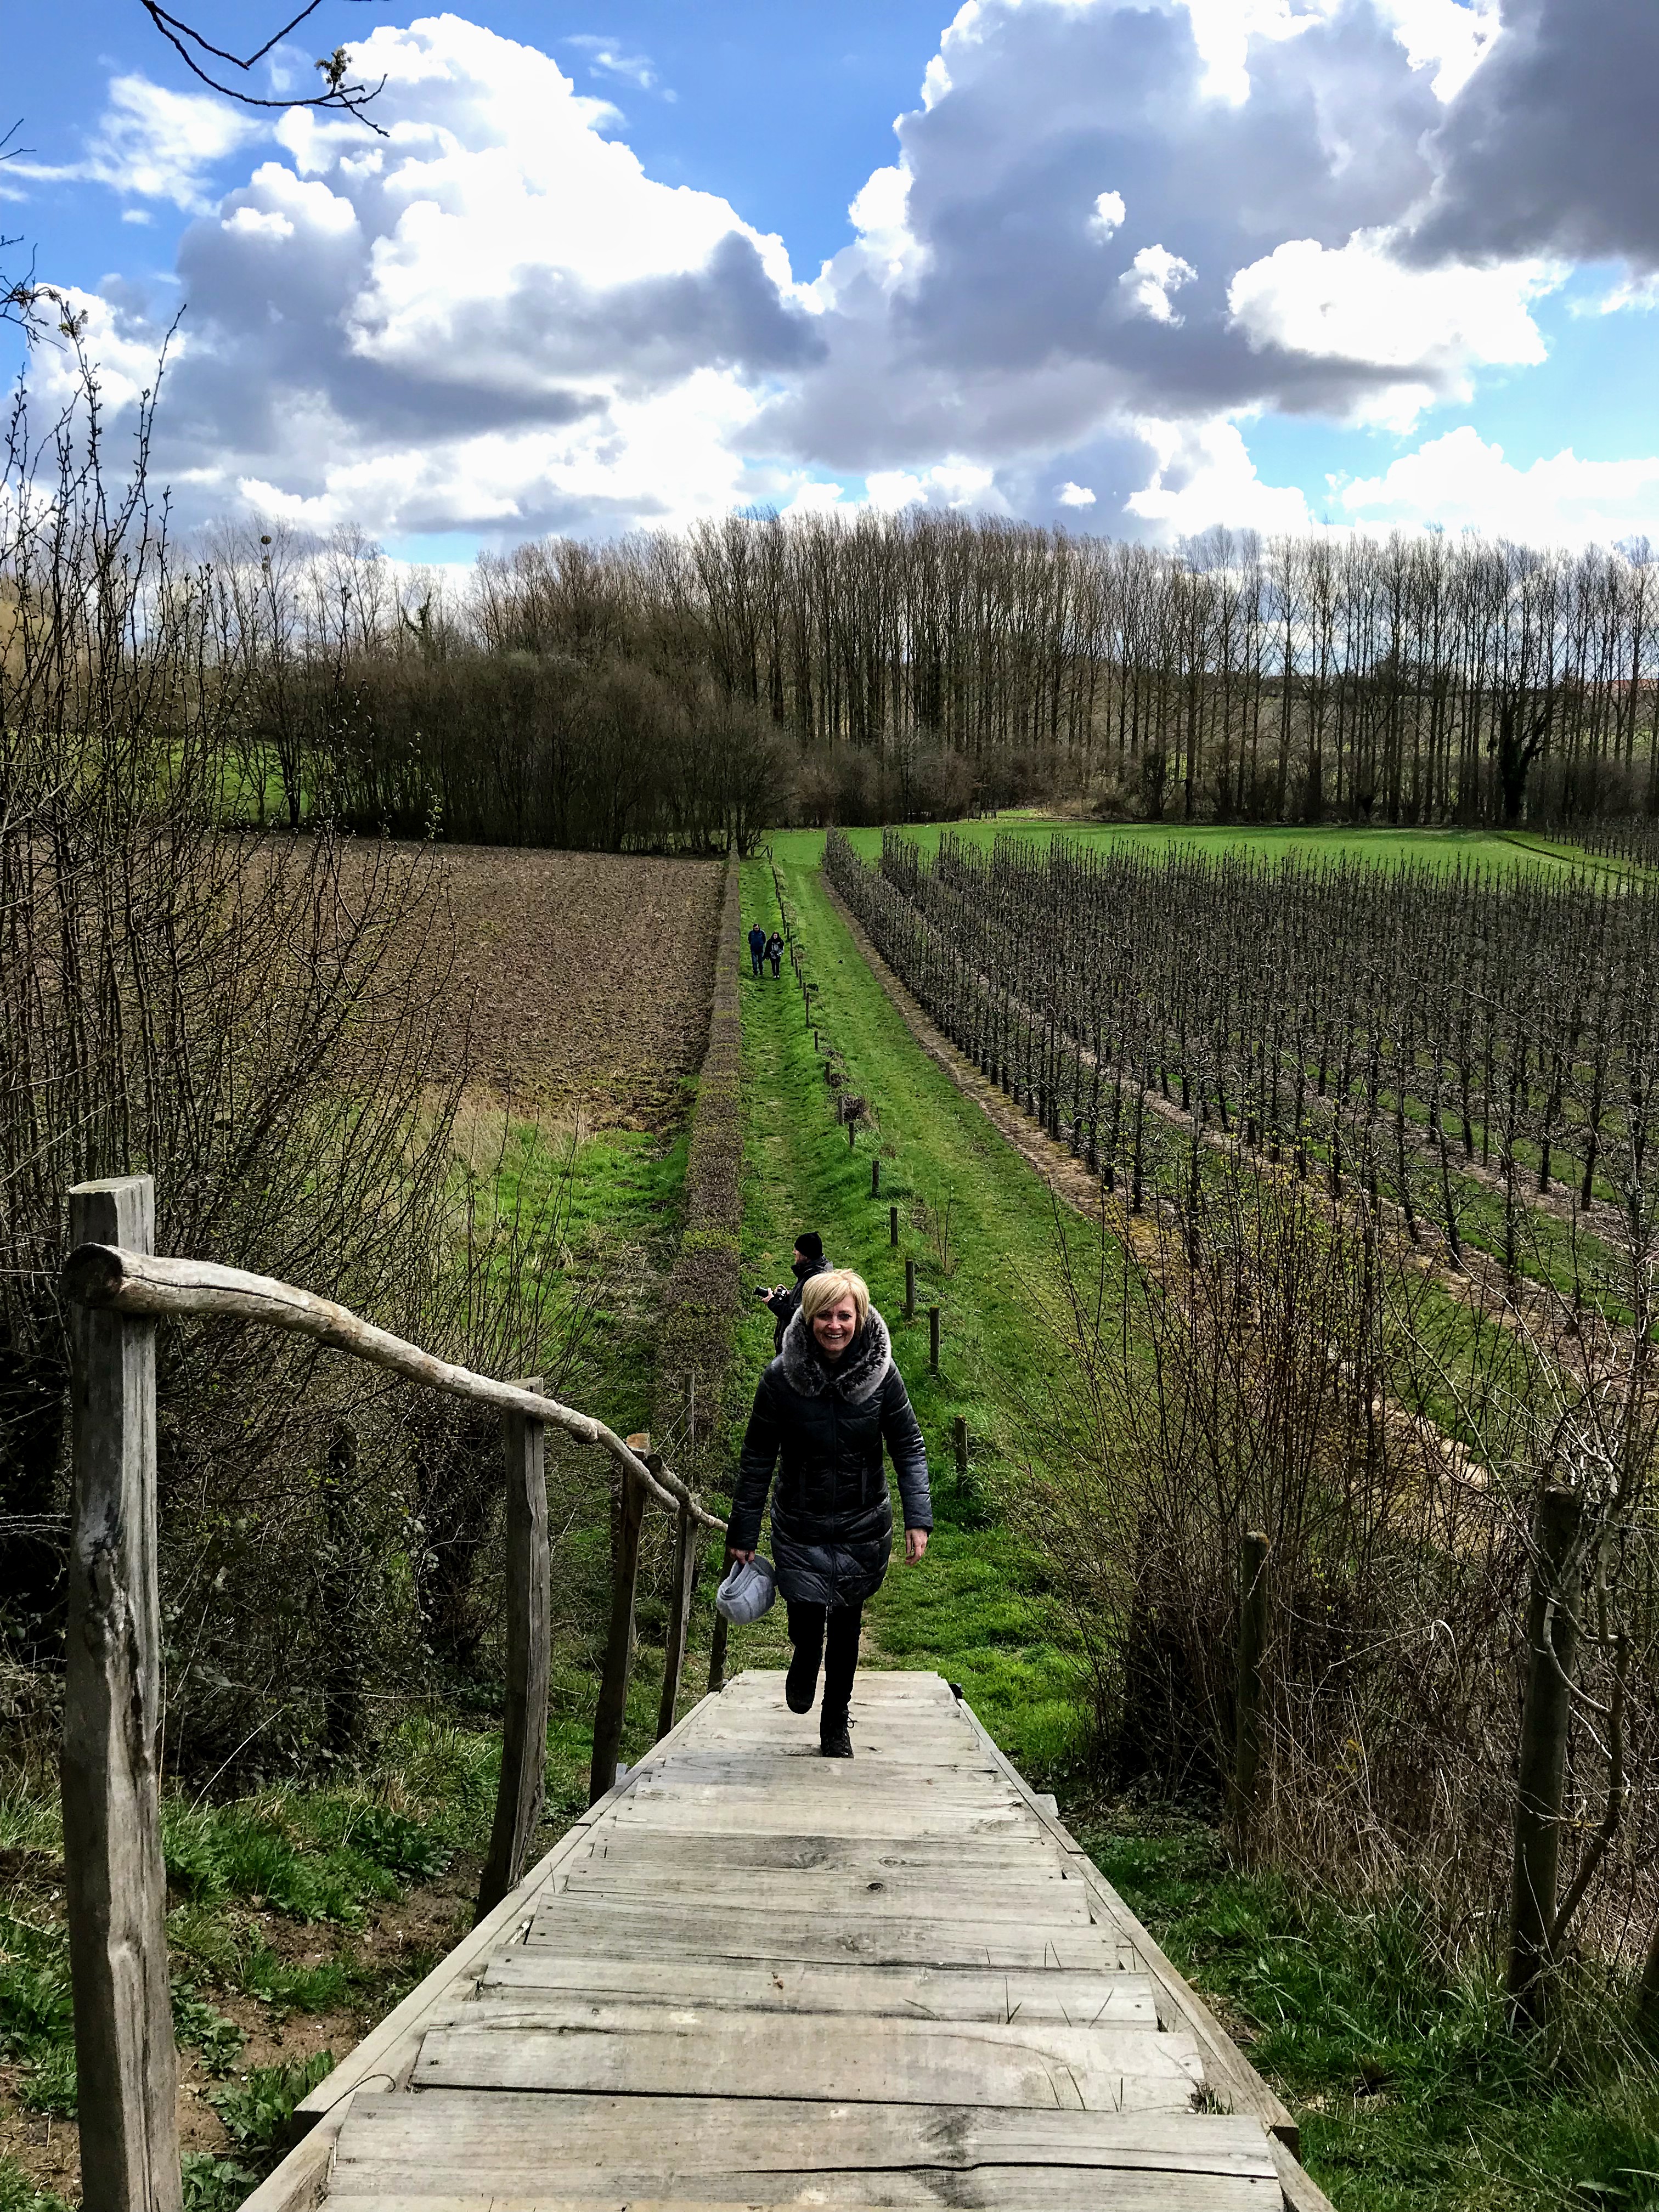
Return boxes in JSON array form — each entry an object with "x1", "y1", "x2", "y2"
[
  {"x1": 766, "y1": 929, "x2": 785, "y2": 978},
  {"x1": 747, "y1": 922, "x2": 768, "y2": 978},
  {"x1": 757, "y1": 1232, "x2": 830, "y2": 1355},
  {"x1": 727, "y1": 1268, "x2": 931, "y2": 1757}
]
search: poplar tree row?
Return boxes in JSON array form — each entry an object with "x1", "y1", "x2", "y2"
[
  {"x1": 220, "y1": 509, "x2": 1659, "y2": 838},
  {"x1": 825, "y1": 829, "x2": 1659, "y2": 1306}
]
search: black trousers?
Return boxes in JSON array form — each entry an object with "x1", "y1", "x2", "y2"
[{"x1": 786, "y1": 1598, "x2": 863, "y2": 1717}]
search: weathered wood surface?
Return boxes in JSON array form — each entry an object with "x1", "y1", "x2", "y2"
[
  {"x1": 266, "y1": 1672, "x2": 1319, "y2": 2212},
  {"x1": 477, "y1": 1953, "x2": 1160, "y2": 2022},
  {"x1": 63, "y1": 1177, "x2": 183, "y2": 2212},
  {"x1": 474, "y1": 1385, "x2": 550, "y2": 1923}
]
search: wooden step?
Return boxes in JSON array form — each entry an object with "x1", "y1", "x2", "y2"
[
  {"x1": 329, "y1": 2089, "x2": 1281, "y2": 2208},
  {"x1": 478, "y1": 1951, "x2": 1159, "y2": 2024}
]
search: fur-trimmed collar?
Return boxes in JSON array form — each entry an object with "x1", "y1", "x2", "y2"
[{"x1": 778, "y1": 1307, "x2": 891, "y2": 1404}]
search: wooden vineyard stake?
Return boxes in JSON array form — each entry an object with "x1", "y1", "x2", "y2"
[
  {"x1": 929, "y1": 1306, "x2": 940, "y2": 1373},
  {"x1": 476, "y1": 1381, "x2": 550, "y2": 1923},
  {"x1": 656, "y1": 1489, "x2": 699, "y2": 1742},
  {"x1": 63, "y1": 1175, "x2": 183, "y2": 2212},
  {"x1": 590, "y1": 1433, "x2": 650, "y2": 1804},
  {"x1": 1228, "y1": 1530, "x2": 1271, "y2": 1857},
  {"x1": 1508, "y1": 1486, "x2": 1585, "y2": 2025},
  {"x1": 889, "y1": 1204, "x2": 899, "y2": 1246},
  {"x1": 905, "y1": 1259, "x2": 916, "y2": 1321}
]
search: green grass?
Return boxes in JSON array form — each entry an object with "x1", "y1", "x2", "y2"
[
  {"x1": 718, "y1": 842, "x2": 1104, "y2": 1775},
  {"x1": 1084, "y1": 1816, "x2": 1659, "y2": 2212},
  {"x1": 825, "y1": 817, "x2": 1638, "y2": 877}
]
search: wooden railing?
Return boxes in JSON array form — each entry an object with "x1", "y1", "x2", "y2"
[{"x1": 59, "y1": 1172, "x2": 725, "y2": 2212}]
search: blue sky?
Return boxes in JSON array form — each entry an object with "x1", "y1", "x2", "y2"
[{"x1": 9, "y1": 0, "x2": 1659, "y2": 560}]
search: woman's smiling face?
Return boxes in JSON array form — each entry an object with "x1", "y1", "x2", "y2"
[{"x1": 811, "y1": 1296, "x2": 859, "y2": 1361}]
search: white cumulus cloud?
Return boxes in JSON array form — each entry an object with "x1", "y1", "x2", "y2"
[
  {"x1": 1337, "y1": 425, "x2": 1659, "y2": 544},
  {"x1": 13, "y1": 75, "x2": 258, "y2": 213},
  {"x1": 1120, "y1": 244, "x2": 1198, "y2": 325}
]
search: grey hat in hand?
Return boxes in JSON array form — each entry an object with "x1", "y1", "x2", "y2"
[{"x1": 716, "y1": 1553, "x2": 777, "y2": 1624}]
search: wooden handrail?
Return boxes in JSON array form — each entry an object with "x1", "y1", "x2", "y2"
[
  {"x1": 59, "y1": 1177, "x2": 734, "y2": 2212},
  {"x1": 61, "y1": 1242, "x2": 725, "y2": 1532}
]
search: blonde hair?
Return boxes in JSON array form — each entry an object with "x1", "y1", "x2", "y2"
[{"x1": 800, "y1": 1267, "x2": 870, "y2": 1328}]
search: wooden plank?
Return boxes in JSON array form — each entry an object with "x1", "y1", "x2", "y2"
[
  {"x1": 62, "y1": 1176, "x2": 183, "y2": 2212},
  {"x1": 474, "y1": 1384, "x2": 550, "y2": 1922},
  {"x1": 292, "y1": 1692, "x2": 719, "y2": 2125},
  {"x1": 571, "y1": 1827, "x2": 1072, "y2": 1875},
  {"x1": 329, "y1": 2182, "x2": 1274, "y2": 2211},
  {"x1": 601, "y1": 1801, "x2": 1037, "y2": 1839},
  {"x1": 950, "y1": 1695, "x2": 1302, "y2": 2152},
  {"x1": 1271, "y1": 2136, "x2": 1343, "y2": 2212},
  {"x1": 327, "y1": 2181, "x2": 1274, "y2": 2211},
  {"x1": 551, "y1": 1865, "x2": 1096, "y2": 1923},
  {"x1": 477, "y1": 1953, "x2": 1159, "y2": 2023},
  {"x1": 413, "y1": 2015, "x2": 1205, "y2": 2109},
  {"x1": 521, "y1": 1899, "x2": 1131, "y2": 1968},
  {"x1": 332, "y1": 2090, "x2": 1277, "y2": 2179}
]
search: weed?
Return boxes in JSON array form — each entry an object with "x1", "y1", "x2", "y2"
[
  {"x1": 0, "y1": 2157, "x2": 70, "y2": 2212},
  {"x1": 208, "y1": 2052, "x2": 334, "y2": 2155}
]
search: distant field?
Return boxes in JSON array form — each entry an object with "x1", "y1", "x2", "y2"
[
  {"x1": 423, "y1": 847, "x2": 724, "y2": 1128},
  {"x1": 817, "y1": 817, "x2": 1633, "y2": 877}
]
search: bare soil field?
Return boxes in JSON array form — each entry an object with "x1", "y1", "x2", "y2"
[{"x1": 424, "y1": 848, "x2": 724, "y2": 1129}]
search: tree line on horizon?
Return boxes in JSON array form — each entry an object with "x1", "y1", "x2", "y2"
[
  {"x1": 7, "y1": 347, "x2": 1659, "y2": 849},
  {"x1": 215, "y1": 506, "x2": 1659, "y2": 847}
]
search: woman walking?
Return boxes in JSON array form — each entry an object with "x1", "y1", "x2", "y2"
[{"x1": 726, "y1": 1269, "x2": 930, "y2": 1756}]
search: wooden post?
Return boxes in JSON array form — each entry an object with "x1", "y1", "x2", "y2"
[
  {"x1": 475, "y1": 1382, "x2": 549, "y2": 1924},
  {"x1": 1508, "y1": 1486, "x2": 1585, "y2": 2026},
  {"x1": 848, "y1": 1118, "x2": 856, "y2": 1150},
  {"x1": 63, "y1": 1175, "x2": 183, "y2": 2212},
  {"x1": 889, "y1": 1204, "x2": 899, "y2": 1247},
  {"x1": 953, "y1": 1415, "x2": 968, "y2": 1480},
  {"x1": 871, "y1": 1158, "x2": 881, "y2": 1198},
  {"x1": 905, "y1": 1259, "x2": 916, "y2": 1321},
  {"x1": 589, "y1": 1432, "x2": 648, "y2": 1805},
  {"x1": 929, "y1": 1305, "x2": 940, "y2": 1373},
  {"x1": 656, "y1": 1488, "x2": 698, "y2": 1742},
  {"x1": 707, "y1": 1608, "x2": 730, "y2": 1695},
  {"x1": 1228, "y1": 1530, "x2": 1271, "y2": 1856}
]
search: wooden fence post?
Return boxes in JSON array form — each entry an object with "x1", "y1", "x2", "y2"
[
  {"x1": 929, "y1": 1306, "x2": 940, "y2": 1373},
  {"x1": 871, "y1": 1158, "x2": 881, "y2": 1199},
  {"x1": 1228, "y1": 1530, "x2": 1271, "y2": 1856},
  {"x1": 905, "y1": 1259, "x2": 916, "y2": 1321},
  {"x1": 707, "y1": 1608, "x2": 730, "y2": 1695},
  {"x1": 589, "y1": 1432, "x2": 649, "y2": 1804},
  {"x1": 1508, "y1": 1485, "x2": 1585, "y2": 2026},
  {"x1": 656, "y1": 1486, "x2": 699, "y2": 1742},
  {"x1": 475, "y1": 1382, "x2": 549, "y2": 1923},
  {"x1": 953, "y1": 1415, "x2": 968, "y2": 1481},
  {"x1": 63, "y1": 1175, "x2": 183, "y2": 2212},
  {"x1": 889, "y1": 1205, "x2": 899, "y2": 1248}
]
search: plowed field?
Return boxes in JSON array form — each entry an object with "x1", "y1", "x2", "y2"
[{"x1": 426, "y1": 847, "x2": 724, "y2": 1128}]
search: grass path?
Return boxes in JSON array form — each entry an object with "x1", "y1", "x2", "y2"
[{"x1": 721, "y1": 846, "x2": 1097, "y2": 1775}]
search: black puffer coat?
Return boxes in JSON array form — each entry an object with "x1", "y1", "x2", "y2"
[{"x1": 728, "y1": 1308, "x2": 931, "y2": 1607}]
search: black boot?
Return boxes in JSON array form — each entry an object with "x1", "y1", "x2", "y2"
[
  {"x1": 785, "y1": 1643, "x2": 819, "y2": 1715},
  {"x1": 819, "y1": 1708, "x2": 853, "y2": 1758}
]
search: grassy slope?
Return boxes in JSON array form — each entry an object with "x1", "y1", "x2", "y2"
[{"x1": 731, "y1": 830, "x2": 1659, "y2": 2212}]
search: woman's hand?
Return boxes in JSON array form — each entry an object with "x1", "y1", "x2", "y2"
[
  {"x1": 905, "y1": 1528, "x2": 929, "y2": 1564},
  {"x1": 727, "y1": 1548, "x2": 756, "y2": 1565}
]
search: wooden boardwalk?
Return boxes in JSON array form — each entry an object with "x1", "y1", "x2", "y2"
[{"x1": 259, "y1": 1672, "x2": 1328, "y2": 2212}]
